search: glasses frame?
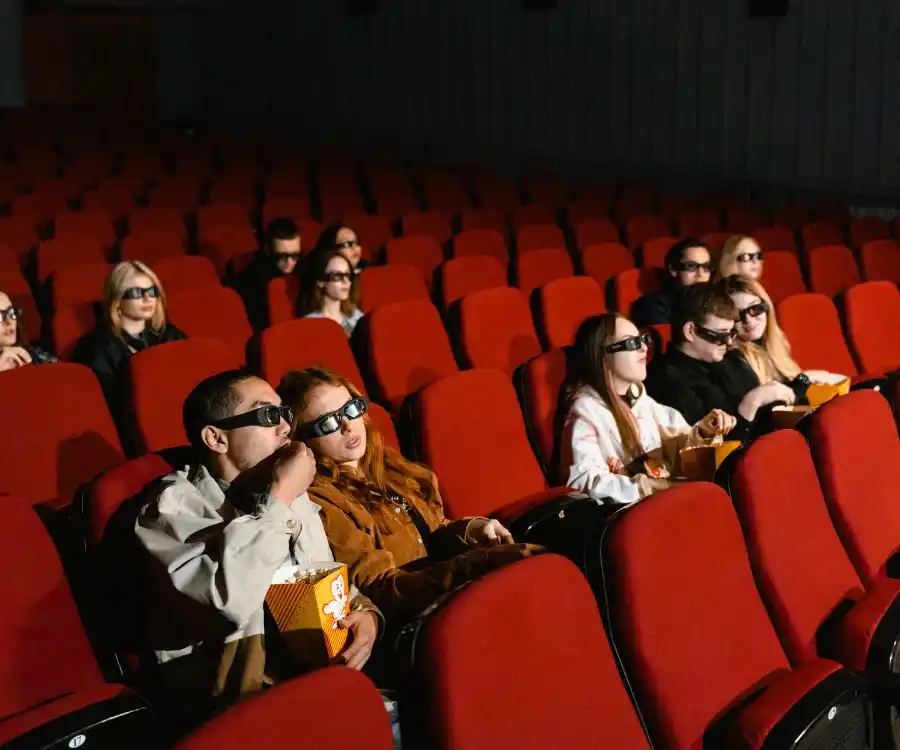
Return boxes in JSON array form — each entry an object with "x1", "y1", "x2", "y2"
[
  {"x1": 121, "y1": 285, "x2": 160, "y2": 301},
  {"x1": 605, "y1": 332, "x2": 653, "y2": 354},
  {"x1": 0, "y1": 306, "x2": 23, "y2": 323},
  {"x1": 736, "y1": 251, "x2": 765, "y2": 263},
  {"x1": 738, "y1": 300, "x2": 770, "y2": 324},
  {"x1": 297, "y1": 396, "x2": 369, "y2": 440},
  {"x1": 209, "y1": 404, "x2": 294, "y2": 431},
  {"x1": 676, "y1": 260, "x2": 712, "y2": 273},
  {"x1": 693, "y1": 324, "x2": 737, "y2": 346}
]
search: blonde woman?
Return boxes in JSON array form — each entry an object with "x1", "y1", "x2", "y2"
[
  {"x1": 73, "y1": 261, "x2": 185, "y2": 429},
  {"x1": 719, "y1": 275, "x2": 846, "y2": 393},
  {"x1": 715, "y1": 235, "x2": 764, "y2": 281}
]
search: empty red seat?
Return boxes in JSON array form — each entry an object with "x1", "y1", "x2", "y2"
[
  {"x1": 155, "y1": 256, "x2": 220, "y2": 295},
  {"x1": 844, "y1": 281, "x2": 900, "y2": 374},
  {"x1": 413, "y1": 369, "x2": 571, "y2": 519},
  {"x1": 625, "y1": 215, "x2": 670, "y2": 251},
  {"x1": 265, "y1": 274, "x2": 301, "y2": 327},
  {"x1": 516, "y1": 224, "x2": 565, "y2": 254},
  {"x1": 726, "y1": 205, "x2": 768, "y2": 234},
  {"x1": 297, "y1": 217, "x2": 323, "y2": 250},
  {"x1": 641, "y1": 235, "x2": 678, "y2": 269},
  {"x1": 360, "y1": 264, "x2": 430, "y2": 312},
  {"x1": 167, "y1": 286, "x2": 252, "y2": 365},
  {"x1": 172, "y1": 668, "x2": 393, "y2": 750},
  {"x1": 12, "y1": 190, "x2": 69, "y2": 227},
  {"x1": 120, "y1": 230, "x2": 187, "y2": 265},
  {"x1": 803, "y1": 220, "x2": 845, "y2": 253},
  {"x1": 452, "y1": 228, "x2": 508, "y2": 267},
  {"x1": 0, "y1": 496, "x2": 144, "y2": 747},
  {"x1": 54, "y1": 209, "x2": 116, "y2": 250},
  {"x1": 422, "y1": 174, "x2": 469, "y2": 216},
  {"x1": 514, "y1": 248, "x2": 573, "y2": 300},
  {"x1": 197, "y1": 203, "x2": 251, "y2": 234},
  {"x1": 615, "y1": 194, "x2": 654, "y2": 224},
  {"x1": 51, "y1": 261, "x2": 111, "y2": 310},
  {"x1": 522, "y1": 173, "x2": 567, "y2": 206},
  {"x1": 727, "y1": 429, "x2": 900, "y2": 674},
  {"x1": 677, "y1": 208, "x2": 720, "y2": 237},
  {"x1": 517, "y1": 348, "x2": 567, "y2": 473},
  {"x1": 753, "y1": 225, "x2": 797, "y2": 254},
  {"x1": 344, "y1": 213, "x2": 392, "y2": 256},
  {"x1": 410, "y1": 554, "x2": 650, "y2": 750},
  {"x1": 510, "y1": 205, "x2": 556, "y2": 231},
  {"x1": 761, "y1": 251, "x2": 806, "y2": 303},
  {"x1": 37, "y1": 237, "x2": 107, "y2": 283},
  {"x1": 473, "y1": 176, "x2": 519, "y2": 211},
  {"x1": 130, "y1": 338, "x2": 241, "y2": 453},
  {"x1": 807, "y1": 390, "x2": 900, "y2": 586},
  {"x1": 614, "y1": 268, "x2": 664, "y2": 315},
  {"x1": 850, "y1": 216, "x2": 890, "y2": 249},
  {"x1": 0, "y1": 363, "x2": 123, "y2": 507},
  {"x1": 567, "y1": 198, "x2": 612, "y2": 227},
  {"x1": 860, "y1": 239, "x2": 900, "y2": 283},
  {"x1": 458, "y1": 286, "x2": 541, "y2": 376},
  {"x1": 538, "y1": 275, "x2": 604, "y2": 349},
  {"x1": 574, "y1": 218, "x2": 619, "y2": 250},
  {"x1": 366, "y1": 299, "x2": 459, "y2": 411},
  {"x1": 198, "y1": 226, "x2": 259, "y2": 276},
  {"x1": 604, "y1": 482, "x2": 872, "y2": 750},
  {"x1": 384, "y1": 235, "x2": 444, "y2": 290},
  {"x1": 81, "y1": 186, "x2": 136, "y2": 222},
  {"x1": 439, "y1": 255, "x2": 508, "y2": 312},
  {"x1": 773, "y1": 205, "x2": 810, "y2": 230},
  {"x1": 261, "y1": 197, "x2": 312, "y2": 227},
  {"x1": 777, "y1": 294, "x2": 858, "y2": 376},
  {"x1": 658, "y1": 193, "x2": 694, "y2": 219},
  {"x1": 402, "y1": 210, "x2": 452, "y2": 246},
  {"x1": 580, "y1": 242, "x2": 634, "y2": 289},
  {"x1": 128, "y1": 207, "x2": 187, "y2": 239},
  {"x1": 700, "y1": 231, "x2": 734, "y2": 252},
  {"x1": 807, "y1": 245, "x2": 860, "y2": 298},
  {"x1": 0, "y1": 215, "x2": 39, "y2": 263},
  {"x1": 459, "y1": 208, "x2": 507, "y2": 237},
  {"x1": 372, "y1": 184, "x2": 419, "y2": 220},
  {"x1": 52, "y1": 303, "x2": 98, "y2": 360}
]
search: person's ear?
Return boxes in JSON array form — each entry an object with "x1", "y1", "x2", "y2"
[
  {"x1": 683, "y1": 321, "x2": 697, "y2": 344},
  {"x1": 201, "y1": 425, "x2": 228, "y2": 455},
  {"x1": 668, "y1": 266, "x2": 679, "y2": 279}
]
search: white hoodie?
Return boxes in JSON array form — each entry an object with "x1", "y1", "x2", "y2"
[{"x1": 560, "y1": 385, "x2": 700, "y2": 505}]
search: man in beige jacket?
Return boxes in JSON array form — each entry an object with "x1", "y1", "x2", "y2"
[{"x1": 134, "y1": 370, "x2": 380, "y2": 709}]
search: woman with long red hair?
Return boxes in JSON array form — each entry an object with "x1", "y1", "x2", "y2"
[
  {"x1": 560, "y1": 314, "x2": 735, "y2": 505},
  {"x1": 277, "y1": 367, "x2": 539, "y2": 625}
]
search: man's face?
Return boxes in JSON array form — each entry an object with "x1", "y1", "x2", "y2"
[
  {"x1": 684, "y1": 313, "x2": 735, "y2": 363},
  {"x1": 670, "y1": 245, "x2": 712, "y2": 287},
  {"x1": 215, "y1": 377, "x2": 291, "y2": 473},
  {"x1": 272, "y1": 236, "x2": 301, "y2": 275}
]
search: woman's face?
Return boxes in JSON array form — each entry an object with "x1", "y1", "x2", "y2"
[
  {"x1": 0, "y1": 292, "x2": 18, "y2": 347},
  {"x1": 299, "y1": 383, "x2": 367, "y2": 466},
  {"x1": 119, "y1": 270, "x2": 158, "y2": 322},
  {"x1": 336, "y1": 227, "x2": 362, "y2": 267},
  {"x1": 731, "y1": 290, "x2": 768, "y2": 342},
  {"x1": 733, "y1": 237, "x2": 764, "y2": 280},
  {"x1": 318, "y1": 255, "x2": 353, "y2": 303},
  {"x1": 606, "y1": 317, "x2": 649, "y2": 385},
  {"x1": 672, "y1": 245, "x2": 712, "y2": 287}
]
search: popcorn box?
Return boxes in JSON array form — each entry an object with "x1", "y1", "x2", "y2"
[
  {"x1": 771, "y1": 405, "x2": 814, "y2": 430},
  {"x1": 265, "y1": 562, "x2": 350, "y2": 669},
  {"x1": 680, "y1": 441, "x2": 742, "y2": 481},
  {"x1": 806, "y1": 378, "x2": 850, "y2": 408}
]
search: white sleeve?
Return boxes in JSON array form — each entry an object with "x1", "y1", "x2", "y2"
[{"x1": 563, "y1": 403, "x2": 643, "y2": 506}]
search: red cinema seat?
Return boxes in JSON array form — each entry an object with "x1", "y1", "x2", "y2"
[
  {"x1": 761, "y1": 251, "x2": 806, "y2": 303},
  {"x1": 516, "y1": 224, "x2": 565, "y2": 254},
  {"x1": 155, "y1": 256, "x2": 220, "y2": 295},
  {"x1": 439, "y1": 255, "x2": 508, "y2": 312},
  {"x1": 807, "y1": 245, "x2": 860, "y2": 298},
  {"x1": 580, "y1": 242, "x2": 634, "y2": 290},
  {"x1": 402, "y1": 210, "x2": 452, "y2": 247},
  {"x1": 538, "y1": 275, "x2": 605, "y2": 349},
  {"x1": 625, "y1": 215, "x2": 670, "y2": 252},
  {"x1": 860, "y1": 239, "x2": 900, "y2": 284},
  {"x1": 452, "y1": 228, "x2": 508, "y2": 267},
  {"x1": 614, "y1": 268, "x2": 665, "y2": 316},
  {"x1": 384, "y1": 235, "x2": 444, "y2": 291},
  {"x1": 777, "y1": 294, "x2": 858, "y2": 376},
  {"x1": 844, "y1": 281, "x2": 900, "y2": 375},
  {"x1": 360, "y1": 264, "x2": 430, "y2": 312},
  {"x1": 514, "y1": 248, "x2": 573, "y2": 300},
  {"x1": 167, "y1": 286, "x2": 252, "y2": 365},
  {"x1": 516, "y1": 347, "x2": 568, "y2": 474}
]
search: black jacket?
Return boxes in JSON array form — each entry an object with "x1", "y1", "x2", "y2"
[
  {"x1": 631, "y1": 287, "x2": 678, "y2": 327},
  {"x1": 73, "y1": 323, "x2": 186, "y2": 448},
  {"x1": 231, "y1": 252, "x2": 290, "y2": 331}
]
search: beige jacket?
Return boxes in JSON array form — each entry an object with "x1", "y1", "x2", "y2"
[{"x1": 134, "y1": 463, "x2": 376, "y2": 703}]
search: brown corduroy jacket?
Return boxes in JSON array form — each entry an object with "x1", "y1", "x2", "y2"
[{"x1": 307, "y1": 478, "x2": 541, "y2": 624}]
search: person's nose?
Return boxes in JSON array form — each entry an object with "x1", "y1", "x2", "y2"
[
  {"x1": 276, "y1": 418, "x2": 290, "y2": 437},
  {"x1": 339, "y1": 417, "x2": 352, "y2": 434}
]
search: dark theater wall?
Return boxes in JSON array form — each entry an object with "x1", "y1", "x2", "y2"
[{"x1": 172, "y1": 0, "x2": 900, "y2": 197}]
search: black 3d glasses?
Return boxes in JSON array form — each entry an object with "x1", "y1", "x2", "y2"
[
  {"x1": 121, "y1": 286, "x2": 160, "y2": 301},
  {"x1": 210, "y1": 404, "x2": 294, "y2": 430},
  {"x1": 738, "y1": 301, "x2": 770, "y2": 323},
  {"x1": 295, "y1": 397, "x2": 368, "y2": 439},
  {"x1": 606, "y1": 332, "x2": 653, "y2": 354},
  {"x1": 694, "y1": 325, "x2": 737, "y2": 345}
]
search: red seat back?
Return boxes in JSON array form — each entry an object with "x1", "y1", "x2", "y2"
[
  {"x1": 625, "y1": 215, "x2": 671, "y2": 251},
  {"x1": 844, "y1": 281, "x2": 900, "y2": 374},
  {"x1": 802, "y1": 220, "x2": 845, "y2": 253},
  {"x1": 574, "y1": 218, "x2": 619, "y2": 250},
  {"x1": 753, "y1": 225, "x2": 797, "y2": 254},
  {"x1": 761, "y1": 251, "x2": 806, "y2": 303},
  {"x1": 807, "y1": 245, "x2": 860, "y2": 298},
  {"x1": 538, "y1": 276, "x2": 605, "y2": 349},
  {"x1": 850, "y1": 217, "x2": 890, "y2": 249},
  {"x1": 641, "y1": 236, "x2": 678, "y2": 269},
  {"x1": 360, "y1": 264, "x2": 430, "y2": 312},
  {"x1": 517, "y1": 348, "x2": 568, "y2": 472},
  {"x1": 580, "y1": 242, "x2": 634, "y2": 289},
  {"x1": 516, "y1": 224, "x2": 565, "y2": 254},
  {"x1": 452, "y1": 228, "x2": 508, "y2": 266},
  {"x1": 167, "y1": 286, "x2": 252, "y2": 365},
  {"x1": 440, "y1": 254, "x2": 508, "y2": 312},
  {"x1": 860, "y1": 239, "x2": 900, "y2": 284},
  {"x1": 514, "y1": 248, "x2": 574, "y2": 300},
  {"x1": 155, "y1": 255, "x2": 220, "y2": 295},
  {"x1": 615, "y1": 268, "x2": 664, "y2": 315},
  {"x1": 385, "y1": 235, "x2": 444, "y2": 290},
  {"x1": 777, "y1": 294, "x2": 858, "y2": 375},
  {"x1": 402, "y1": 211, "x2": 452, "y2": 247},
  {"x1": 120, "y1": 231, "x2": 187, "y2": 265}
]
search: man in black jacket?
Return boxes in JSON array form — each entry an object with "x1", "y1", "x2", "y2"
[
  {"x1": 645, "y1": 283, "x2": 796, "y2": 441},
  {"x1": 231, "y1": 218, "x2": 302, "y2": 330},
  {"x1": 631, "y1": 238, "x2": 711, "y2": 326}
]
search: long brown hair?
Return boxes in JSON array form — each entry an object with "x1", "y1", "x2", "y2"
[
  {"x1": 278, "y1": 366, "x2": 437, "y2": 504},
  {"x1": 719, "y1": 275, "x2": 801, "y2": 383},
  {"x1": 565, "y1": 313, "x2": 644, "y2": 461},
  {"x1": 297, "y1": 247, "x2": 358, "y2": 318}
]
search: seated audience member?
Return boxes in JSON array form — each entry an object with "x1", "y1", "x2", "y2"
[
  {"x1": 278, "y1": 366, "x2": 542, "y2": 626},
  {"x1": 645, "y1": 283, "x2": 796, "y2": 441},
  {"x1": 134, "y1": 371, "x2": 380, "y2": 707},
  {"x1": 631, "y1": 238, "x2": 712, "y2": 326},
  {"x1": 73, "y1": 261, "x2": 184, "y2": 431},
  {"x1": 560, "y1": 314, "x2": 734, "y2": 505},
  {"x1": 317, "y1": 223, "x2": 368, "y2": 275},
  {"x1": 0, "y1": 290, "x2": 56, "y2": 370},
  {"x1": 722, "y1": 274, "x2": 846, "y2": 389},
  {"x1": 715, "y1": 234, "x2": 764, "y2": 281},
  {"x1": 297, "y1": 247, "x2": 364, "y2": 336},
  {"x1": 231, "y1": 217, "x2": 301, "y2": 330}
]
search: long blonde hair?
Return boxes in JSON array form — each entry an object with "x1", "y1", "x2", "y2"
[
  {"x1": 104, "y1": 261, "x2": 168, "y2": 337},
  {"x1": 719, "y1": 275, "x2": 801, "y2": 383},
  {"x1": 716, "y1": 235, "x2": 762, "y2": 280}
]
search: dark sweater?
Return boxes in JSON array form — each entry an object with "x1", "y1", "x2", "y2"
[
  {"x1": 231, "y1": 252, "x2": 292, "y2": 331},
  {"x1": 631, "y1": 287, "x2": 678, "y2": 327}
]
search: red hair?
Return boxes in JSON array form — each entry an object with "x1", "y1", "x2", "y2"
[{"x1": 277, "y1": 366, "x2": 438, "y2": 504}]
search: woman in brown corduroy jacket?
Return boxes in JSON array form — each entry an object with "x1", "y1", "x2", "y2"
[{"x1": 277, "y1": 367, "x2": 541, "y2": 627}]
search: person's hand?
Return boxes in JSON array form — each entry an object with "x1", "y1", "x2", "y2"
[
  {"x1": 269, "y1": 441, "x2": 317, "y2": 504},
  {"x1": 0, "y1": 346, "x2": 31, "y2": 371},
  {"x1": 467, "y1": 518, "x2": 514, "y2": 547},
  {"x1": 337, "y1": 610, "x2": 378, "y2": 670},
  {"x1": 765, "y1": 382, "x2": 796, "y2": 406},
  {"x1": 697, "y1": 409, "x2": 737, "y2": 438}
]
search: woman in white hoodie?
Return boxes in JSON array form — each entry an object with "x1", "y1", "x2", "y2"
[{"x1": 560, "y1": 313, "x2": 736, "y2": 505}]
